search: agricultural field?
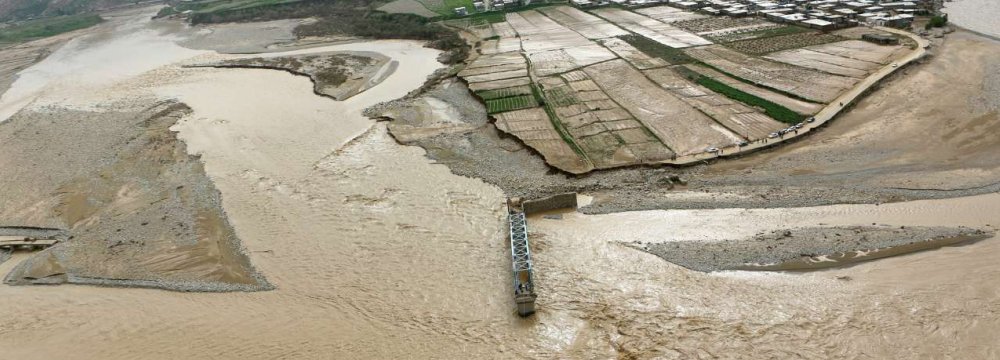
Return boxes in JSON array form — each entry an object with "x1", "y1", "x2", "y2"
[
  {"x1": 538, "y1": 6, "x2": 628, "y2": 40},
  {"x1": 454, "y1": 6, "x2": 917, "y2": 172},
  {"x1": 765, "y1": 47, "x2": 880, "y2": 78},
  {"x1": 673, "y1": 16, "x2": 781, "y2": 36},
  {"x1": 616, "y1": 34, "x2": 695, "y2": 65},
  {"x1": 527, "y1": 44, "x2": 617, "y2": 76},
  {"x1": 494, "y1": 37, "x2": 521, "y2": 53},
  {"x1": 493, "y1": 108, "x2": 594, "y2": 174},
  {"x1": 644, "y1": 67, "x2": 788, "y2": 136},
  {"x1": 801, "y1": 40, "x2": 911, "y2": 64},
  {"x1": 598, "y1": 38, "x2": 669, "y2": 70},
  {"x1": 706, "y1": 25, "x2": 813, "y2": 43},
  {"x1": 487, "y1": 95, "x2": 539, "y2": 113},
  {"x1": 462, "y1": 68, "x2": 528, "y2": 83},
  {"x1": 590, "y1": 8, "x2": 712, "y2": 49},
  {"x1": 539, "y1": 72, "x2": 675, "y2": 168},
  {"x1": 476, "y1": 85, "x2": 533, "y2": 100},
  {"x1": 683, "y1": 64, "x2": 824, "y2": 115},
  {"x1": 585, "y1": 60, "x2": 741, "y2": 156},
  {"x1": 492, "y1": 21, "x2": 518, "y2": 37},
  {"x1": 413, "y1": 0, "x2": 477, "y2": 15},
  {"x1": 635, "y1": 6, "x2": 707, "y2": 23},
  {"x1": 376, "y1": 0, "x2": 439, "y2": 18},
  {"x1": 724, "y1": 32, "x2": 845, "y2": 55},
  {"x1": 685, "y1": 45, "x2": 857, "y2": 103}
]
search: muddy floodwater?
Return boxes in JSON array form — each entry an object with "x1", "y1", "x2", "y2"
[
  {"x1": 0, "y1": 6, "x2": 998, "y2": 360},
  {"x1": 945, "y1": 0, "x2": 1000, "y2": 39}
]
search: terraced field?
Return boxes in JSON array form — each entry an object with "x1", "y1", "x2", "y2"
[
  {"x1": 591, "y1": 8, "x2": 712, "y2": 48},
  {"x1": 486, "y1": 94, "x2": 539, "y2": 113},
  {"x1": 538, "y1": 6, "x2": 628, "y2": 40},
  {"x1": 686, "y1": 45, "x2": 857, "y2": 103},
  {"x1": 452, "y1": 6, "x2": 916, "y2": 172}
]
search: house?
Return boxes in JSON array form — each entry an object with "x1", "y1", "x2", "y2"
[
  {"x1": 801, "y1": 18, "x2": 836, "y2": 31},
  {"x1": 862, "y1": 33, "x2": 900, "y2": 45},
  {"x1": 454, "y1": 6, "x2": 468, "y2": 16}
]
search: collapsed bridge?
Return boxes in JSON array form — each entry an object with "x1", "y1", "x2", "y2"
[{"x1": 508, "y1": 199, "x2": 537, "y2": 317}]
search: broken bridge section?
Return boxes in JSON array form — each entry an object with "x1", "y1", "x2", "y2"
[{"x1": 507, "y1": 200, "x2": 537, "y2": 317}]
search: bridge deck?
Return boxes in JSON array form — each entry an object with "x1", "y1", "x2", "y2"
[
  {"x1": 0, "y1": 236, "x2": 59, "y2": 250},
  {"x1": 508, "y1": 203, "x2": 537, "y2": 317}
]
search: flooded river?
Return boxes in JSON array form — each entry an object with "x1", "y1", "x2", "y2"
[
  {"x1": 0, "y1": 6, "x2": 998, "y2": 359},
  {"x1": 945, "y1": 0, "x2": 1000, "y2": 39}
]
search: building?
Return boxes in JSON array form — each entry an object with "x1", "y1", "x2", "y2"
[
  {"x1": 862, "y1": 33, "x2": 900, "y2": 45},
  {"x1": 801, "y1": 18, "x2": 836, "y2": 31}
]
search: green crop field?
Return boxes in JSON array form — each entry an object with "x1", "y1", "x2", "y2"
[
  {"x1": 693, "y1": 74, "x2": 803, "y2": 124},
  {"x1": 476, "y1": 85, "x2": 532, "y2": 100},
  {"x1": 486, "y1": 95, "x2": 539, "y2": 114},
  {"x1": 0, "y1": 14, "x2": 102, "y2": 44},
  {"x1": 543, "y1": 86, "x2": 580, "y2": 107},
  {"x1": 618, "y1": 34, "x2": 695, "y2": 65}
]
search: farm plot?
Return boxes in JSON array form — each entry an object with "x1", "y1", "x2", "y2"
[
  {"x1": 540, "y1": 74, "x2": 675, "y2": 167},
  {"x1": 685, "y1": 45, "x2": 857, "y2": 103},
  {"x1": 591, "y1": 8, "x2": 712, "y2": 49},
  {"x1": 707, "y1": 25, "x2": 813, "y2": 43},
  {"x1": 725, "y1": 32, "x2": 845, "y2": 55},
  {"x1": 506, "y1": 11, "x2": 592, "y2": 53},
  {"x1": 804, "y1": 40, "x2": 910, "y2": 64},
  {"x1": 527, "y1": 44, "x2": 617, "y2": 76},
  {"x1": 598, "y1": 38, "x2": 669, "y2": 70},
  {"x1": 492, "y1": 21, "x2": 518, "y2": 38},
  {"x1": 479, "y1": 37, "x2": 521, "y2": 55},
  {"x1": 475, "y1": 85, "x2": 533, "y2": 100},
  {"x1": 643, "y1": 67, "x2": 786, "y2": 139},
  {"x1": 538, "y1": 6, "x2": 628, "y2": 39},
  {"x1": 487, "y1": 95, "x2": 539, "y2": 113},
  {"x1": 673, "y1": 17, "x2": 781, "y2": 37},
  {"x1": 461, "y1": 52, "x2": 533, "y2": 92},
  {"x1": 463, "y1": 52, "x2": 525, "y2": 69},
  {"x1": 617, "y1": 34, "x2": 695, "y2": 65},
  {"x1": 376, "y1": 0, "x2": 439, "y2": 18},
  {"x1": 635, "y1": 6, "x2": 707, "y2": 23},
  {"x1": 462, "y1": 69, "x2": 529, "y2": 83},
  {"x1": 493, "y1": 108, "x2": 594, "y2": 174},
  {"x1": 683, "y1": 64, "x2": 824, "y2": 115},
  {"x1": 764, "y1": 48, "x2": 880, "y2": 78},
  {"x1": 584, "y1": 59, "x2": 741, "y2": 156},
  {"x1": 459, "y1": 62, "x2": 525, "y2": 77}
]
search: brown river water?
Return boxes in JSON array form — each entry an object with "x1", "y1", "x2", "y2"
[{"x1": 0, "y1": 7, "x2": 998, "y2": 360}]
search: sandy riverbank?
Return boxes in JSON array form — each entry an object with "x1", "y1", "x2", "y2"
[{"x1": 0, "y1": 7, "x2": 442, "y2": 291}]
